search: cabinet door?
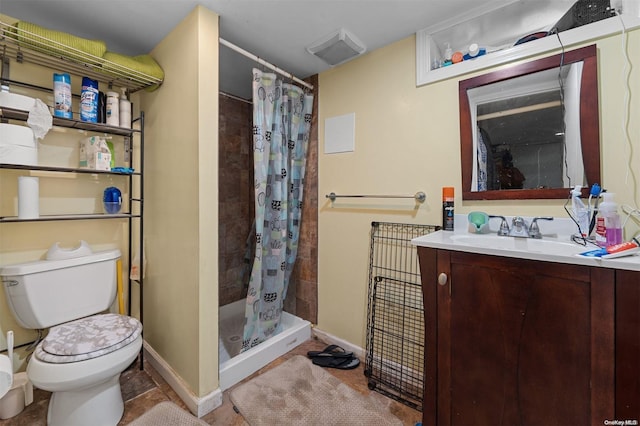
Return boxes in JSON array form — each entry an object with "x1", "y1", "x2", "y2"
[
  {"x1": 616, "y1": 269, "x2": 640, "y2": 418},
  {"x1": 419, "y1": 248, "x2": 614, "y2": 426}
]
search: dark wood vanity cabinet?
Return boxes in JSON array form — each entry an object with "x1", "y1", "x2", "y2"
[
  {"x1": 616, "y1": 270, "x2": 640, "y2": 419},
  {"x1": 418, "y1": 247, "x2": 639, "y2": 426}
]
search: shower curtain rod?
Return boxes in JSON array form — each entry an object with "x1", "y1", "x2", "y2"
[
  {"x1": 220, "y1": 38, "x2": 314, "y2": 91},
  {"x1": 220, "y1": 91, "x2": 253, "y2": 104}
]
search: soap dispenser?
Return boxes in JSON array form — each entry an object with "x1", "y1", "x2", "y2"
[
  {"x1": 119, "y1": 88, "x2": 131, "y2": 129},
  {"x1": 599, "y1": 192, "x2": 623, "y2": 246},
  {"x1": 443, "y1": 43, "x2": 453, "y2": 67}
]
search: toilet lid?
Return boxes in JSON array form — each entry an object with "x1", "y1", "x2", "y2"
[{"x1": 35, "y1": 313, "x2": 142, "y2": 364}]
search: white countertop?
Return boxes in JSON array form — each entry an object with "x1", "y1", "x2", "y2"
[{"x1": 411, "y1": 215, "x2": 640, "y2": 272}]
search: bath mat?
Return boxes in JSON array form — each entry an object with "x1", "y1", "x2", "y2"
[
  {"x1": 230, "y1": 355, "x2": 402, "y2": 425},
  {"x1": 128, "y1": 401, "x2": 208, "y2": 426}
]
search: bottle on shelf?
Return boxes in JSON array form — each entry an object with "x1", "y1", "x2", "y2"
[
  {"x1": 119, "y1": 88, "x2": 131, "y2": 129},
  {"x1": 98, "y1": 91, "x2": 106, "y2": 124},
  {"x1": 53, "y1": 73, "x2": 72, "y2": 119},
  {"x1": 80, "y1": 77, "x2": 99, "y2": 123},
  {"x1": 443, "y1": 43, "x2": 453, "y2": 67},
  {"x1": 106, "y1": 91, "x2": 120, "y2": 126}
]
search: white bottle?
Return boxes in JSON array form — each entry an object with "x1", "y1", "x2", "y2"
[
  {"x1": 106, "y1": 91, "x2": 119, "y2": 126},
  {"x1": 599, "y1": 192, "x2": 623, "y2": 246},
  {"x1": 119, "y1": 88, "x2": 131, "y2": 129},
  {"x1": 444, "y1": 43, "x2": 453, "y2": 61},
  {"x1": 571, "y1": 186, "x2": 589, "y2": 238}
]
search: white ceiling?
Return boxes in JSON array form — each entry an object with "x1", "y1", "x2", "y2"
[{"x1": 2, "y1": 0, "x2": 526, "y2": 98}]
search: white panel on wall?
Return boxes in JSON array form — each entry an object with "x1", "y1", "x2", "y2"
[{"x1": 324, "y1": 113, "x2": 355, "y2": 154}]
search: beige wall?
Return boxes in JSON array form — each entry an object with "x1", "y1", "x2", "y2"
[
  {"x1": 317, "y1": 30, "x2": 640, "y2": 347},
  {"x1": 140, "y1": 6, "x2": 219, "y2": 395}
]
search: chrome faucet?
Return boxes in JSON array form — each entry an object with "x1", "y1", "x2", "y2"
[
  {"x1": 489, "y1": 215, "x2": 554, "y2": 238},
  {"x1": 528, "y1": 217, "x2": 554, "y2": 239},
  {"x1": 489, "y1": 215, "x2": 510, "y2": 236},
  {"x1": 509, "y1": 216, "x2": 529, "y2": 237}
]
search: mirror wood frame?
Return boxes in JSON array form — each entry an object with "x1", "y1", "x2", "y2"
[{"x1": 459, "y1": 44, "x2": 600, "y2": 200}]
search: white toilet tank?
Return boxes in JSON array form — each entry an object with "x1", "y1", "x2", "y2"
[{"x1": 0, "y1": 248, "x2": 121, "y2": 329}]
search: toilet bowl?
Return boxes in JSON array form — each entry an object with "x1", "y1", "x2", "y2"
[
  {"x1": 0, "y1": 244, "x2": 143, "y2": 426},
  {"x1": 29, "y1": 334, "x2": 142, "y2": 426}
]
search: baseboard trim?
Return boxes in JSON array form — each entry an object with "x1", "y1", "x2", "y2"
[
  {"x1": 311, "y1": 327, "x2": 365, "y2": 360},
  {"x1": 142, "y1": 341, "x2": 223, "y2": 418}
]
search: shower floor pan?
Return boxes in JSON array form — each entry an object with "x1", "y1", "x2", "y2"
[{"x1": 219, "y1": 299, "x2": 311, "y2": 391}]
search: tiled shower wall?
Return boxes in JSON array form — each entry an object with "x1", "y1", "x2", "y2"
[
  {"x1": 218, "y1": 79, "x2": 319, "y2": 324},
  {"x1": 285, "y1": 74, "x2": 319, "y2": 324},
  {"x1": 218, "y1": 94, "x2": 253, "y2": 307}
]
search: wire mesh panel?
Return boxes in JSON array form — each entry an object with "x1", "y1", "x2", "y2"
[{"x1": 364, "y1": 222, "x2": 439, "y2": 411}]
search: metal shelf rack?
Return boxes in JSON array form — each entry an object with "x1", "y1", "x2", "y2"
[{"x1": 0, "y1": 20, "x2": 162, "y2": 92}]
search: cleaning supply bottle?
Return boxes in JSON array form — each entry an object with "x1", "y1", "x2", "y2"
[
  {"x1": 571, "y1": 186, "x2": 589, "y2": 238},
  {"x1": 119, "y1": 88, "x2": 131, "y2": 129},
  {"x1": 53, "y1": 73, "x2": 72, "y2": 119},
  {"x1": 599, "y1": 192, "x2": 623, "y2": 246},
  {"x1": 80, "y1": 77, "x2": 99, "y2": 123}
]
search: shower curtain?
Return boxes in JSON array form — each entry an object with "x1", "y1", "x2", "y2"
[{"x1": 241, "y1": 68, "x2": 314, "y2": 352}]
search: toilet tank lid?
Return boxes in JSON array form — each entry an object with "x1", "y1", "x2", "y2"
[{"x1": 0, "y1": 249, "x2": 121, "y2": 276}]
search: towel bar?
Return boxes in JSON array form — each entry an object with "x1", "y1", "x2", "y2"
[{"x1": 326, "y1": 192, "x2": 426, "y2": 203}]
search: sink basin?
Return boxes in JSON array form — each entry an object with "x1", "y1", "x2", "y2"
[{"x1": 449, "y1": 233, "x2": 579, "y2": 254}]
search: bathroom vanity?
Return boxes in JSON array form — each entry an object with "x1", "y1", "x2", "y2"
[{"x1": 413, "y1": 229, "x2": 640, "y2": 426}]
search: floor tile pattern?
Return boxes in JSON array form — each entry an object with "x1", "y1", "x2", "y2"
[{"x1": 0, "y1": 338, "x2": 421, "y2": 425}]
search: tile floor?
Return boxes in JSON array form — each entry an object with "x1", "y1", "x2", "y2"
[{"x1": 0, "y1": 337, "x2": 422, "y2": 425}]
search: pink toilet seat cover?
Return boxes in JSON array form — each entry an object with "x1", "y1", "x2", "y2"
[{"x1": 35, "y1": 313, "x2": 142, "y2": 364}]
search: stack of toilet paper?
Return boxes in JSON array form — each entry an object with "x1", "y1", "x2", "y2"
[{"x1": 0, "y1": 124, "x2": 37, "y2": 166}]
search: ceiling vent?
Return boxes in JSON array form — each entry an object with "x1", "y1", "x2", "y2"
[{"x1": 306, "y1": 29, "x2": 366, "y2": 66}]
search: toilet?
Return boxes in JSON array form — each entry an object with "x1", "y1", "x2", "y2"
[{"x1": 0, "y1": 244, "x2": 142, "y2": 426}]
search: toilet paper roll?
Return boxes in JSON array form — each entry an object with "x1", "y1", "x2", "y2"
[
  {"x1": 0, "y1": 355, "x2": 12, "y2": 399},
  {"x1": 17, "y1": 176, "x2": 39, "y2": 219}
]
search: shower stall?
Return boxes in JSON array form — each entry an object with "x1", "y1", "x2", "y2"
[
  {"x1": 217, "y1": 40, "x2": 317, "y2": 390},
  {"x1": 218, "y1": 299, "x2": 310, "y2": 390}
]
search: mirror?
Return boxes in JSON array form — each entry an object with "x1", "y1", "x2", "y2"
[{"x1": 460, "y1": 44, "x2": 600, "y2": 200}]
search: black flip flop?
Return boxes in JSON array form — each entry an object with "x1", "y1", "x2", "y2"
[
  {"x1": 307, "y1": 344, "x2": 353, "y2": 358},
  {"x1": 311, "y1": 355, "x2": 360, "y2": 370}
]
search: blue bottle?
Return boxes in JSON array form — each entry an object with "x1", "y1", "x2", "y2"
[{"x1": 80, "y1": 77, "x2": 99, "y2": 123}]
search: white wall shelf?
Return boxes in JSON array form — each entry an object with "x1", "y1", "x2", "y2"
[{"x1": 416, "y1": 10, "x2": 640, "y2": 87}]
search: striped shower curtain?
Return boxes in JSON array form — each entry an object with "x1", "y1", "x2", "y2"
[{"x1": 241, "y1": 68, "x2": 313, "y2": 352}]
